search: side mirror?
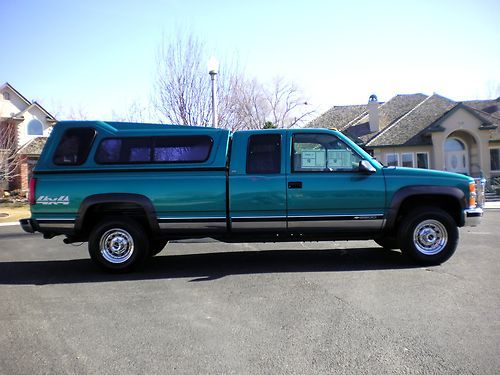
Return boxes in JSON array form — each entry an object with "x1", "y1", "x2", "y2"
[{"x1": 358, "y1": 160, "x2": 376, "y2": 173}]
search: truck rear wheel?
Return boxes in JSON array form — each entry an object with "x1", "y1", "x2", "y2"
[
  {"x1": 88, "y1": 217, "x2": 150, "y2": 272},
  {"x1": 398, "y1": 207, "x2": 458, "y2": 265}
]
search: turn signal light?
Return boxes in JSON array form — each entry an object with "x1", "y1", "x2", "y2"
[
  {"x1": 28, "y1": 177, "x2": 37, "y2": 205},
  {"x1": 469, "y1": 182, "x2": 476, "y2": 208}
]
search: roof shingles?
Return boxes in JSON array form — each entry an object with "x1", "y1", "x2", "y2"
[
  {"x1": 367, "y1": 94, "x2": 456, "y2": 147},
  {"x1": 308, "y1": 104, "x2": 367, "y2": 129},
  {"x1": 310, "y1": 93, "x2": 500, "y2": 147},
  {"x1": 342, "y1": 94, "x2": 428, "y2": 144},
  {"x1": 463, "y1": 98, "x2": 500, "y2": 119},
  {"x1": 17, "y1": 137, "x2": 48, "y2": 155}
]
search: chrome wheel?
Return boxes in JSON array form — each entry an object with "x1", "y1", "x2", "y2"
[
  {"x1": 413, "y1": 219, "x2": 448, "y2": 255},
  {"x1": 99, "y1": 228, "x2": 134, "y2": 264}
]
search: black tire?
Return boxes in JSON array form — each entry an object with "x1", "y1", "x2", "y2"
[
  {"x1": 398, "y1": 207, "x2": 458, "y2": 265},
  {"x1": 374, "y1": 236, "x2": 399, "y2": 250},
  {"x1": 150, "y1": 239, "x2": 169, "y2": 256},
  {"x1": 88, "y1": 216, "x2": 150, "y2": 272}
]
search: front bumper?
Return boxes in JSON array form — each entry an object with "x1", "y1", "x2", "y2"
[{"x1": 463, "y1": 207, "x2": 483, "y2": 227}]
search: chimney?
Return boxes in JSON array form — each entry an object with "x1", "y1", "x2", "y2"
[{"x1": 368, "y1": 94, "x2": 379, "y2": 132}]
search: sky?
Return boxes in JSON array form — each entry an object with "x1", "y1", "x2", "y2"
[{"x1": 1, "y1": 0, "x2": 499, "y2": 121}]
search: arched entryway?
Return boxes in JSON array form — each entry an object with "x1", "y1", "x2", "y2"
[{"x1": 443, "y1": 131, "x2": 480, "y2": 176}]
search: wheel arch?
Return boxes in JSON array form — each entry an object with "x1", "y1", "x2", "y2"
[
  {"x1": 75, "y1": 193, "x2": 160, "y2": 236},
  {"x1": 385, "y1": 186, "x2": 466, "y2": 231}
]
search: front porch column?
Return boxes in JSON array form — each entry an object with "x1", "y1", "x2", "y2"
[
  {"x1": 431, "y1": 132, "x2": 446, "y2": 170},
  {"x1": 478, "y1": 131, "x2": 491, "y2": 178}
]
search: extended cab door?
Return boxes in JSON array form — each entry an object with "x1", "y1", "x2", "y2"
[
  {"x1": 229, "y1": 131, "x2": 287, "y2": 232},
  {"x1": 286, "y1": 130, "x2": 386, "y2": 233}
]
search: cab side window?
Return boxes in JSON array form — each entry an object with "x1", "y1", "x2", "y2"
[
  {"x1": 292, "y1": 133, "x2": 362, "y2": 172},
  {"x1": 246, "y1": 134, "x2": 281, "y2": 174}
]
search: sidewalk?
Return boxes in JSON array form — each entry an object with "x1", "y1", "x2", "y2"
[
  {"x1": 484, "y1": 201, "x2": 500, "y2": 209},
  {"x1": 2, "y1": 203, "x2": 499, "y2": 228}
]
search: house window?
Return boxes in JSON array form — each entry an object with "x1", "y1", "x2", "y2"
[
  {"x1": 401, "y1": 153, "x2": 414, "y2": 168},
  {"x1": 386, "y1": 153, "x2": 399, "y2": 166},
  {"x1": 416, "y1": 152, "x2": 429, "y2": 169},
  {"x1": 27, "y1": 119, "x2": 43, "y2": 135},
  {"x1": 445, "y1": 138, "x2": 466, "y2": 152},
  {"x1": 491, "y1": 148, "x2": 500, "y2": 171},
  {"x1": 2, "y1": 92, "x2": 9, "y2": 100}
]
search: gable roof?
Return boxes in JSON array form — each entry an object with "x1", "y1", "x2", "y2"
[
  {"x1": 342, "y1": 93, "x2": 428, "y2": 144},
  {"x1": 15, "y1": 102, "x2": 57, "y2": 122},
  {"x1": 1, "y1": 82, "x2": 56, "y2": 122},
  {"x1": 467, "y1": 106, "x2": 500, "y2": 129},
  {"x1": 0, "y1": 82, "x2": 31, "y2": 106},
  {"x1": 308, "y1": 104, "x2": 368, "y2": 129},
  {"x1": 463, "y1": 97, "x2": 500, "y2": 118},
  {"x1": 311, "y1": 91, "x2": 500, "y2": 148},
  {"x1": 367, "y1": 94, "x2": 457, "y2": 147},
  {"x1": 17, "y1": 136, "x2": 48, "y2": 156}
]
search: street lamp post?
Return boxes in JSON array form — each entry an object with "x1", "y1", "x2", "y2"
[{"x1": 208, "y1": 56, "x2": 219, "y2": 128}]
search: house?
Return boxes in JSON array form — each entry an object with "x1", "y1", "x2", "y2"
[
  {"x1": 308, "y1": 93, "x2": 500, "y2": 179},
  {"x1": 0, "y1": 82, "x2": 57, "y2": 193}
]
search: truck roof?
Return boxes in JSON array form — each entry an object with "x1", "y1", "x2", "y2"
[{"x1": 55, "y1": 120, "x2": 227, "y2": 133}]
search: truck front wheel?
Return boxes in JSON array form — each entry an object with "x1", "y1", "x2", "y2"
[
  {"x1": 88, "y1": 217, "x2": 150, "y2": 272},
  {"x1": 398, "y1": 207, "x2": 458, "y2": 265}
]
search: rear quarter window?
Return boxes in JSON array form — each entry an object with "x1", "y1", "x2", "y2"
[
  {"x1": 53, "y1": 128, "x2": 96, "y2": 165},
  {"x1": 246, "y1": 134, "x2": 281, "y2": 174}
]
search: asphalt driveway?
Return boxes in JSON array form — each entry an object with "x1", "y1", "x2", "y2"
[{"x1": 0, "y1": 211, "x2": 499, "y2": 374}]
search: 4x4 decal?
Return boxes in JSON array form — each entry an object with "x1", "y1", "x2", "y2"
[{"x1": 37, "y1": 196, "x2": 70, "y2": 205}]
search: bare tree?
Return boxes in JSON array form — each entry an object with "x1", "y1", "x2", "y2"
[
  {"x1": 230, "y1": 77, "x2": 315, "y2": 129},
  {"x1": 55, "y1": 106, "x2": 90, "y2": 121},
  {"x1": 229, "y1": 78, "x2": 268, "y2": 130},
  {"x1": 112, "y1": 100, "x2": 153, "y2": 123},
  {"x1": 265, "y1": 77, "x2": 315, "y2": 128},
  {"x1": 153, "y1": 32, "x2": 315, "y2": 130},
  {"x1": 153, "y1": 32, "x2": 212, "y2": 126},
  {"x1": 486, "y1": 80, "x2": 500, "y2": 99},
  {"x1": 0, "y1": 122, "x2": 21, "y2": 191}
]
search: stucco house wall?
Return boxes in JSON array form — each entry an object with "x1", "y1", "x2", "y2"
[
  {"x1": 374, "y1": 146, "x2": 433, "y2": 169},
  {"x1": 16, "y1": 106, "x2": 54, "y2": 146},
  {"x1": 0, "y1": 86, "x2": 26, "y2": 117}
]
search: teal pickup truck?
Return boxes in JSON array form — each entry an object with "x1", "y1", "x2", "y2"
[{"x1": 21, "y1": 121, "x2": 483, "y2": 272}]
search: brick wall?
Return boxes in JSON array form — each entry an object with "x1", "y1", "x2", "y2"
[{"x1": 20, "y1": 155, "x2": 29, "y2": 191}]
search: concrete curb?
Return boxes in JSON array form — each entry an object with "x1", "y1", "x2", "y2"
[
  {"x1": 0, "y1": 222, "x2": 20, "y2": 227},
  {"x1": 484, "y1": 202, "x2": 500, "y2": 209}
]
